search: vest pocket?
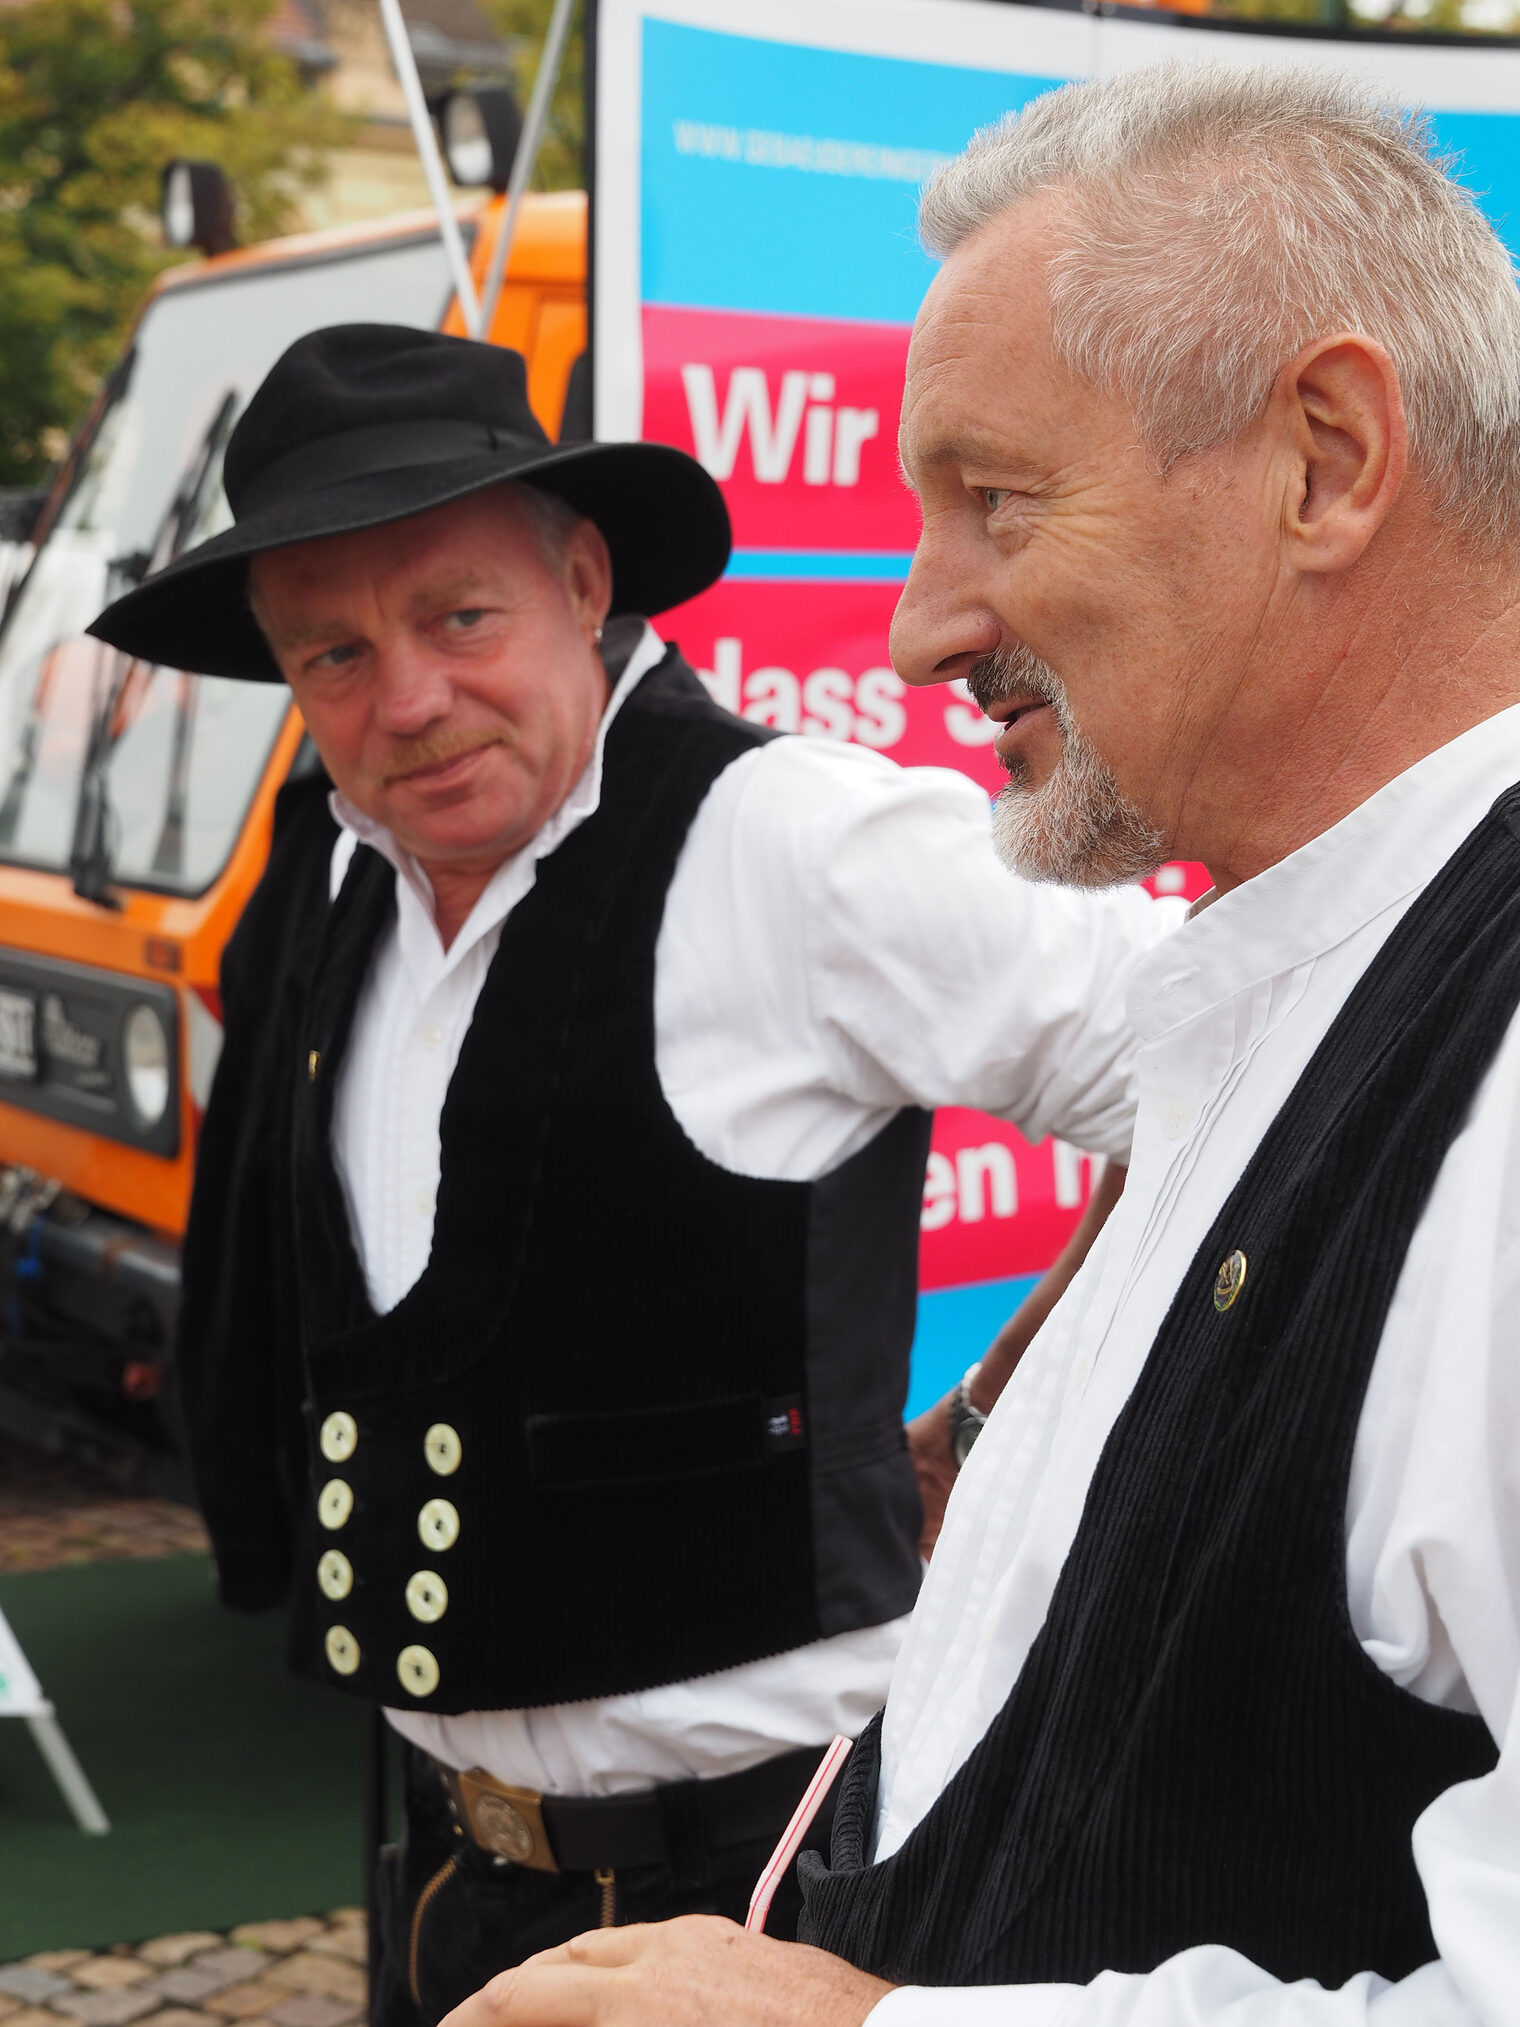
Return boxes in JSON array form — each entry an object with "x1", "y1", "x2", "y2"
[{"x1": 525, "y1": 1392, "x2": 773, "y2": 1487}]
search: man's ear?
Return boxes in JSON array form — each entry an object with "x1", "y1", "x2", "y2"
[
  {"x1": 564, "y1": 518, "x2": 614, "y2": 633},
  {"x1": 1275, "y1": 332, "x2": 1407, "y2": 575}
]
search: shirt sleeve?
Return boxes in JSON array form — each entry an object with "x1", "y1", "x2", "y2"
[
  {"x1": 863, "y1": 1955, "x2": 1474, "y2": 2027},
  {"x1": 668, "y1": 738, "x2": 1184, "y2": 1163}
]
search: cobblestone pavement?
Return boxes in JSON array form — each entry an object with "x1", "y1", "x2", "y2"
[
  {"x1": 0, "y1": 1914, "x2": 369, "y2": 2027},
  {"x1": 0, "y1": 1437, "x2": 208, "y2": 1575}
]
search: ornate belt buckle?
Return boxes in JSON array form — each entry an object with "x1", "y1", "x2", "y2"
[{"x1": 455, "y1": 1768, "x2": 559, "y2": 1872}]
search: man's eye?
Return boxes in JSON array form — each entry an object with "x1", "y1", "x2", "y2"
[
  {"x1": 311, "y1": 642, "x2": 360, "y2": 671},
  {"x1": 981, "y1": 488, "x2": 1010, "y2": 513},
  {"x1": 445, "y1": 608, "x2": 486, "y2": 631}
]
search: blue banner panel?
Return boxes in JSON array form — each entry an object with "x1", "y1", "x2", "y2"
[{"x1": 640, "y1": 18, "x2": 1066, "y2": 322}]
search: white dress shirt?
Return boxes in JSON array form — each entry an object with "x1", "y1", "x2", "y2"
[
  {"x1": 868, "y1": 704, "x2": 1520, "y2": 2027},
  {"x1": 325, "y1": 625, "x2": 1182, "y2": 1798}
]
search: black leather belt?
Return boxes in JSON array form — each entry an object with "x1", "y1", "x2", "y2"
[{"x1": 434, "y1": 1743, "x2": 828, "y2": 1874}]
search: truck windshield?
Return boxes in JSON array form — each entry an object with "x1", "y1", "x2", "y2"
[{"x1": 0, "y1": 227, "x2": 454, "y2": 896}]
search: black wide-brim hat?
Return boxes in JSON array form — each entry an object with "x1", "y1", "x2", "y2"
[{"x1": 88, "y1": 323, "x2": 731, "y2": 682}]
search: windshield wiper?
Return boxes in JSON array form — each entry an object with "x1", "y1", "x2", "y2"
[
  {"x1": 149, "y1": 671, "x2": 197, "y2": 878},
  {"x1": 69, "y1": 391, "x2": 238, "y2": 907},
  {"x1": 68, "y1": 638, "x2": 131, "y2": 908}
]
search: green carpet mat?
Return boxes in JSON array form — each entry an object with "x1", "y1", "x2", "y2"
[{"x1": 0, "y1": 1556, "x2": 364, "y2": 1955}]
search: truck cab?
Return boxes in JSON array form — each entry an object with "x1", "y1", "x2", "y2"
[{"x1": 0, "y1": 191, "x2": 586, "y2": 1484}]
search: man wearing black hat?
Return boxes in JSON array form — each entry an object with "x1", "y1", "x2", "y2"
[{"x1": 90, "y1": 324, "x2": 1178, "y2": 2026}]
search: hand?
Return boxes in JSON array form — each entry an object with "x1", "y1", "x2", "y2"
[
  {"x1": 439, "y1": 1916, "x2": 894, "y2": 2027},
  {"x1": 906, "y1": 1395, "x2": 958, "y2": 1558}
]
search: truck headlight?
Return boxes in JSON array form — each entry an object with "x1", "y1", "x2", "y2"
[{"x1": 123, "y1": 1004, "x2": 171, "y2": 1127}]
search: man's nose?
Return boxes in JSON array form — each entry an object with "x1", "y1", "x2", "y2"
[
  {"x1": 890, "y1": 527, "x2": 1002, "y2": 689},
  {"x1": 370, "y1": 639, "x2": 454, "y2": 734}
]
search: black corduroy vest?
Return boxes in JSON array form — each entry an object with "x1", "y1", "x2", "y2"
[
  {"x1": 800, "y1": 786, "x2": 1517, "y2": 1990},
  {"x1": 284, "y1": 650, "x2": 929, "y2": 1714}
]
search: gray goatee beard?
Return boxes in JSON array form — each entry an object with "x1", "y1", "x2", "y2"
[{"x1": 967, "y1": 644, "x2": 1164, "y2": 888}]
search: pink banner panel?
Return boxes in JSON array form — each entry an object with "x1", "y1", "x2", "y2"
[{"x1": 919, "y1": 1108, "x2": 1105, "y2": 1292}]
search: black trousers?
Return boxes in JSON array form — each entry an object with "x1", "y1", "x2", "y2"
[{"x1": 372, "y1": 1746, "x2": 820, "y2": 2027}]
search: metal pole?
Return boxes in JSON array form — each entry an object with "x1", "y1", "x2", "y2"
[
  {"x1": 478, "y1": 0, "x2": 578, "y2": 337},
  {"x1": 28, "y1": 1710, "x2": 110, "y2": 1834},
  {"x1": 377, "y1": 0, "x2": 483, "y2": 337}
]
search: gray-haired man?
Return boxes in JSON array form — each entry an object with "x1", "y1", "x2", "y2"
[{"x1": 446, "y1": 59, "x2": 1520, "y2": 2027}]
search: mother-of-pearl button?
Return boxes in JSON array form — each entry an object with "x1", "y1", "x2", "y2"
[
  {"x1": 318, "y1": 1478, "x2": 354, "y2": 1530},
  {"x1": 397, "y1": 1644, "x2": 440, "y2": 1696},
  {"x1": 318, "y1": 1549, "x2": 353, "y2": 1600},
  {"x1": 325, "y1": 1625, "x2": 360, "y2": 1675},
  {"x1": 320, "y1": 1411, "x2": 357, "y2": 1463},
  {"x1": 417, "y1": 1497, "x2": 459, "y2": 1551},
  {"x1": 405, "y1": 1570, "x2": 448, "y2": 1623},
  {"x1": 424, "y1": 1423, "x2": 462, "y2": 1476}
]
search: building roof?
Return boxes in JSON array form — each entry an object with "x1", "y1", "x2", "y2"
[
  {"x1": 268, "y1": 0, "x2": 336, "y2": 72},
  {"x1": 404, "y1": 0, "x2": 512, "y2": 80}
]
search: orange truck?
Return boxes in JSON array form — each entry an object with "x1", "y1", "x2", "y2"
[{"x1": 0, "y1": 186, "x2": 586, "y2": 1487}]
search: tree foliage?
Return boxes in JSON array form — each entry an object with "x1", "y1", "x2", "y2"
[
  {"x1": 1209, "y1": 0, "x2": 1481, "y2": 26},
  {"x1": 0, "y1": 0, "x2": 349, "y2": 486},
  {"x1": 482, "y1": 0, "x2": 585, "y2": 191}
]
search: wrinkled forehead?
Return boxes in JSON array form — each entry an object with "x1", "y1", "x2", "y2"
[{"x1": 900, "y1": 203, "x2": 1073, "y2": 483}]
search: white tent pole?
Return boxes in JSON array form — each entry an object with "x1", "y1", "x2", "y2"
[
  {"x1": 377, "y1": 0, "x2": 483, "y2": 337},
  {"x1": 478, "y1": 0, "x2": 578, "y2": 337},
  {"x1": 28, "y1": 1709, "x2": 110, "y2": 1834}
]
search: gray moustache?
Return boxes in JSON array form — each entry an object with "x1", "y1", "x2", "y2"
[{"x1": 965, "y1": 643, "x2": 1068, "y2": 720}]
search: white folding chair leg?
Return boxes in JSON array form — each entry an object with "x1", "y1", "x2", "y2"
[{"x1": 27, "y1": 1708, "x2": 110, "y2": 1834}]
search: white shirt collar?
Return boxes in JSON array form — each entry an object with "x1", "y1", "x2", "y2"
[
  {"x1": 1128, "y1": 698, "x2": 1520, "y2": 1042},
  {"x1": 328, "y1": 622, "x2": 667, "y2": 988}
]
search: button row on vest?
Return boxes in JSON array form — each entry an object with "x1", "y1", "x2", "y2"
[
  {"x1": 424, "y1": 1423, "x2": 462, "y2": 1476},
  {"x1": 320, "y1": 1410, "x2": 357, "y2": 1463},
  {"x1": 325, "y1": 1620, "x2": 441, "y2": 1693},
  {"x1": 418, "y1": 1496, "x2": 459, "y2": 1551},
  {"x1": 319, "y1": 1478, "x2": 354, "y2": 1529},
  {"x1": 406, "y1": 1570, "x2": 448, "y2": 1623}
]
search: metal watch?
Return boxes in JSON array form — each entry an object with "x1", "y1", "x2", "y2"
[{"x1": 947, "y1": 1360, "x2": 989, "y2": 1469}]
